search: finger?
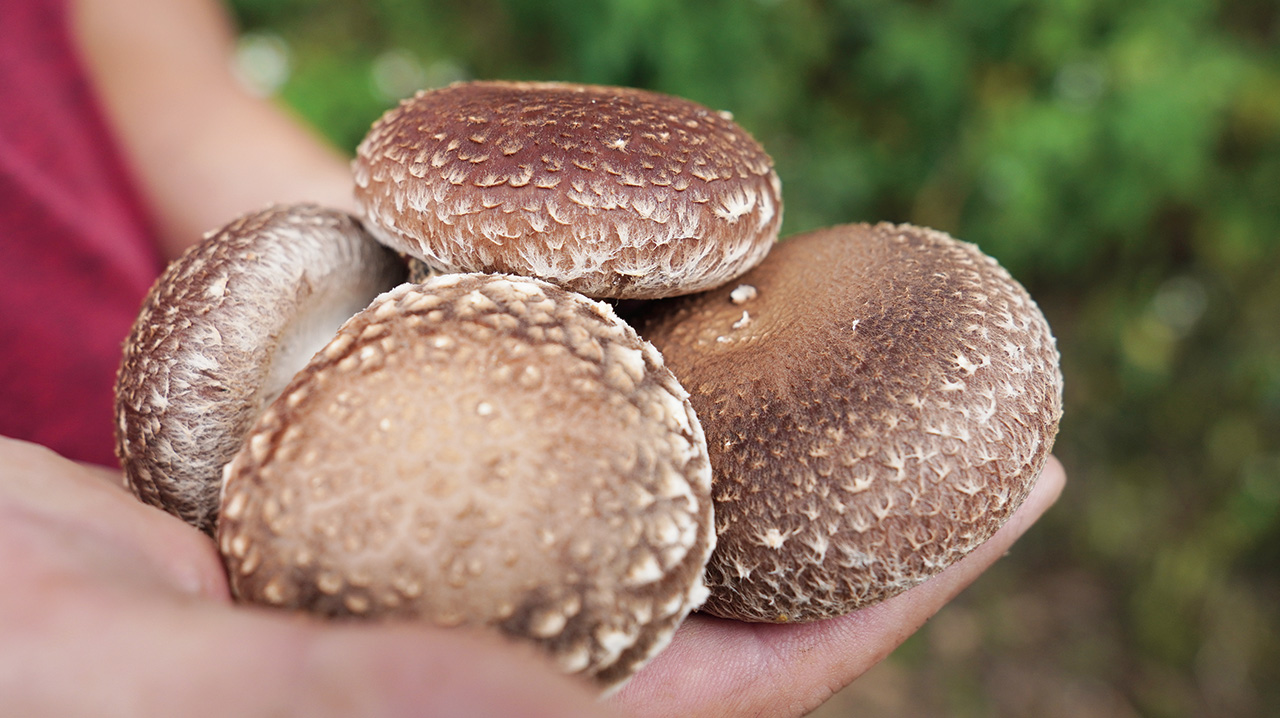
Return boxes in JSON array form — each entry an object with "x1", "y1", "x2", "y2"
[
  {"x1": 0, "y1": 436, "x2": 229, "y2": 600},
  {"x1": 74, "y1": 458, "x2": 132, "y2": 489},
  {"x1": 612, "y1": 455, "x2": 1067, "y2": 717},
  {"x1": 8, "y1": 594, "x2": 613, "y2": 718},
  {"x1": 760, "y1": 454, "x2": 1068, "y2": 710},
  {"x1": 254, "y1": 617, "x2": 617, "y2": 718},
  {"x1": 2, "y1": 436, "x2": 614, "y2": 717}
]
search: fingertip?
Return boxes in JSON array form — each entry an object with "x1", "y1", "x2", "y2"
[
  {"x1": 1041, "y1": 453, "x2": 1067, "y2": 500},
  {"x1": 1000, "y1": 453, "x2": 1067, "y2": 542}
]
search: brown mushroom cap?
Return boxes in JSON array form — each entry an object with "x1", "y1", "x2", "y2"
[
  {"x1": 217, "y1": 273, "x2": 715, "y2": 690},
  {"x1": 353, "y1": 80, "x2": 782, "y2": 300},
  {"x1": 114, "y1": 205, "x2": 406, "y2": 533},
  {"x1": 638, "y1": 223, "x2": 1064, "y2": 622}
]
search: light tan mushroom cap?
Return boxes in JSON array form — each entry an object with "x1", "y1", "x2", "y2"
[
  {"x1": 114, "y1": 205, "x2": 405, "y2": 533},
  {"x1": 353, "y1": 81, "x2": 782, "y2": 299},
  {"x1": 639, "y1": 223, "x2": 1063, "y2": 622},
  {"x1": 217, "y1": 274, "x2": 715, "y2": 690}
]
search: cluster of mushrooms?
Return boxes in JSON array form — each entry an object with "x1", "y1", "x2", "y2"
[{"x1": 115, "y1": 81, "x2": 1063, "y2": 692}]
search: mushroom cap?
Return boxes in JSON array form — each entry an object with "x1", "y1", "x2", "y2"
[
  {"x1": 217, "y1": 273, "x2": 715, "y2": 691},
  {"x1": 638, "y1": 223, "x2": 1063, "y2": 622},
  {"x1": 114, "y1": 204, "x2": 406, "y2": 533},
  {"x1": 353, "y1": 80, "x2": 782, "y2": 300}
]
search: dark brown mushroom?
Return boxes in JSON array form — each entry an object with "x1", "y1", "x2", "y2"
[
  {"x1": 217, "y1": 273, "x2": 715, "y2": 691},
  {"x1": 353, "y1": 81, "x2": 782, "y2": 300},
  {"x1": 638, "y1": 222, "x2": 1064, "y2": 622},
  {"x1": 114, "y1": 204, "x2": 406, "y2": 533}
]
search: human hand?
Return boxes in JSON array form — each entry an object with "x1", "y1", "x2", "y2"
[
  {"x1": 0, "y1": 436, "x2": 604, "y2": 718},
  {"x1": 0, "y1": 435, "x2": 1063, "y2": 717},
  {"x1": 610, "y1": 455, "x2": 1067, "y2": 717}
]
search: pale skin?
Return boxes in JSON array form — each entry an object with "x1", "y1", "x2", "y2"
[
  {"x1": 0, "y1": 437, "x2": 1064, "y2": 717},
  {"x1": 0, "y1": 0, "x2": 1070, "y2": 714}
]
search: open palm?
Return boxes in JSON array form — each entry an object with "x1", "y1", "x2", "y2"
[{"x1": 0, "y1": 436, "x2": 1063, "y2": 717}]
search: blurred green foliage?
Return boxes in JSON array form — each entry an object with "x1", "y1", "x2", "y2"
[{"x1": 227, "y1": 0, "x2": 1279, "y2": 714}]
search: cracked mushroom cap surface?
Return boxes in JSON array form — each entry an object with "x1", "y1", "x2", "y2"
[
  {"x1": 114, "y1": 205, "x2": 406, "y2": 533},
  {"x1": 638, "y1": 223, "x2": 1064, "y2": 622},
  {"x1": 353, "y1": 80, "x2": 782, "y2": 300},
  {"x1": 217, "y1": 274, "x2": 715, "y2": 691}
]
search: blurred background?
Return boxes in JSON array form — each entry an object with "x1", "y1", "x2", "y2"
[{"x1": 224, "y1": 0, "x2": 1278, "y2": 715}]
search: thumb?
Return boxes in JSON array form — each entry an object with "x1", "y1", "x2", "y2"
[
  {"x1": 44, "y1": 595, "x2": 615, "y2": 718},
  {"x1": 261, "y1": 618, "x2": 618, "y2": 718}
]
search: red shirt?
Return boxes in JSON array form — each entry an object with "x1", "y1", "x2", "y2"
[{"x1": 0, "y1": 0, "x2": 164, "y2": 466}]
